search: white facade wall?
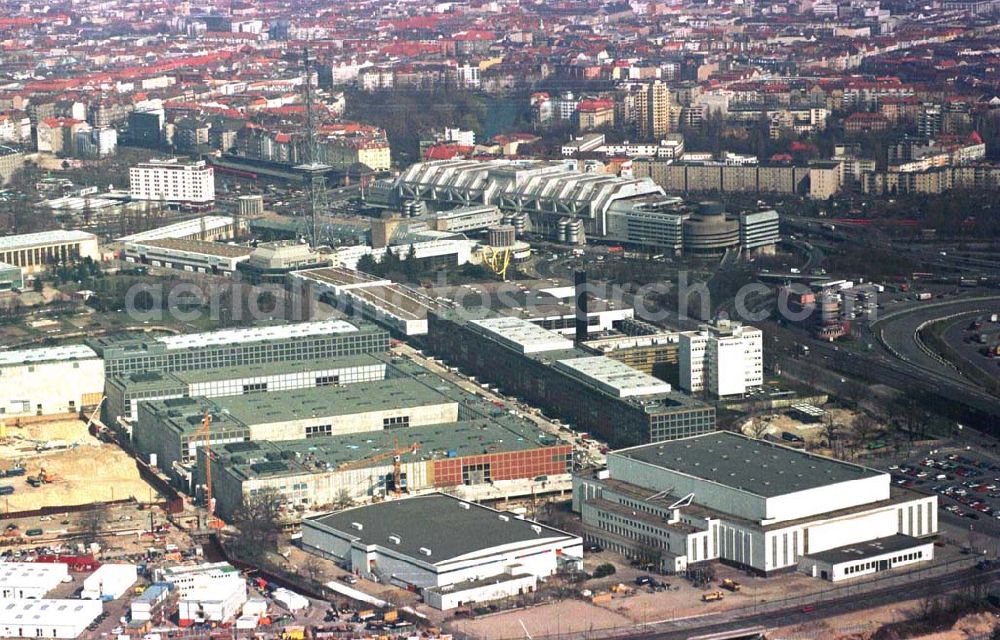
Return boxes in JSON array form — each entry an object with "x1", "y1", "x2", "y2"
[
  {"x1": 799, "y1": 540, "x2": 934, "y2": 582},
  {"x1": 425, "y1": 573, "x2": 536, "y2": 610},
  {"x1": 678, "y1": 333, "x2": 706, "y2": 393},
  {"x1": 0, "y1": 355, "x2": 104, "y2": 417},
  {"x1": 709, "y1": 337, "x2": 746, "y2": 396},
  {"x1": 124, "y1": 363, "x2": 386, "y2": 423},
  {"x1": 241, "y1": 400, "x2": 457, "y2": 442},
  {"x1": 0, "y1": 562, "x2": 69, "y2": 599},
  {"x1": 81, "y1": 563, "x2": 137, "y2": 600},
  {"x1": 123, "y1": 243, "x2": 249, "y2": 275},
  {"x1": 178, "y1": 577, "x2": 247, "y2": 622},
  {"x1": 0, "y1": 599, "x2": 101, "y2": 639},
  {"x1": 129, "y1": 159, "x2": 215, "y2": 204}
]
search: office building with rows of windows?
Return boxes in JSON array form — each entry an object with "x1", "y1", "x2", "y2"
[
  {"x1": 89, "y1": 320, "x2": 389, "y2": 377},
  {"x1": 573, "y1": 432, "x2": 937, "y2": 577},
  {"x1": 105, "y1": 354, "x2": 390, "y2": 435},
  {"x1": 426, "y1": 312, "x2": 715, "y2": 448}
]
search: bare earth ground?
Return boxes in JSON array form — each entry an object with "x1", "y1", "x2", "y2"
[
  {"x1": 773, "y1": 601, "x2": 998, "y2": 640},
  {"x1": 0, "y1": 418, "x2": 156, "y2": 511},
  {"x1": 450, "y1": 599, "x2": 635, "y2": 639}
]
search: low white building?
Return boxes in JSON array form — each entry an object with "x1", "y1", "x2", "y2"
[
  {"x1": 678, "y1": 320, "x2": 762, "y2": 397},
  {"x1": 121, "y1": 239, "x2": 252, "y2": 275},
  {"x1": 574, "y1": 432, "x2": 937, "y2": 575},
  {"x1": 272, "y1": 587, "x2": 309, "y2": 612},
  {"x1": 0, "y1": 345, "x2": 104, "y2": 418},
  {"x1": 178, "y1": 576, "x2": 247, "y2": 624},
  {"x1": 157, "y1": 562, "x2": 243, "y2": 597},
  {"x1": 0, "y1": 562, "x2": 69, "y2": 599},
  {"x1": 302, "y1": 493, "x2": 582, "y2": 610},
  {"x1": 799, "y1": 535, "x2": 935, "y2": 582},
  {"x1": 81, "y1": 563, "x2": 136, "y2": 600},
  {"x1": 0, "y1": 599, "x2": 102, "y2": 638}
]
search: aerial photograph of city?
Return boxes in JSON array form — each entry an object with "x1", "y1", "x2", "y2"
[{"x1": 0, "y1": 0, "x2": 1000, "y2": 638}]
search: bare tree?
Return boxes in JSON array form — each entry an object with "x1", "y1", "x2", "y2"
[
  {"x1": 79, "y1": 502, "x2": 107, "y2": 546},
  {"x1": 231, "y1": 487, "x2": 284, "y2": 563},
  {"x1": 852, "y1": 413, "x2": 879, "y2": 448},
  {"x1": 301, "y1": 553, "x2": 327, "y2": 584}
]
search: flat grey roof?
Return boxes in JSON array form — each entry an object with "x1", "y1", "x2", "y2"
[
  {"x1": 0, "y1": 229, "x2": 95, "y2": 251},
  {"x1": 805, "y1": 535, "x2": 929, "y2": 565},
  {"x1": 111, "y1": 354, "x2": 385, "y2": 391},
  {"x1": 307, "y1": 493, "x2": 577, "y2": 564},
  {"x1": 209, "y1": 378, "x2": 451, "y2": 427},
  {"x1": 613, "y1": 432, "x2": 885, "y2": 497}
]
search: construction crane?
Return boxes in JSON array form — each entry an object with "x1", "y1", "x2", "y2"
[
  {"x1": 482, "y1": 245, "x2": 512, "y2": 280},
  {"x1": 338, "y1": 439, "x2": 420, "y2": 496},
  {"x1": 200, "y1": 411, "x2": 224, "y2": 530}
]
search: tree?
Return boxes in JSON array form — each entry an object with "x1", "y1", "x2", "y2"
[
  {"x1": 593, "y1": 563, "x2": 616, "y2": 578},
  {"x1": 301, "y1": 553, "x2": 327, "y2": 584},
  {"x1": 403, "y1": 244, "x2": 418, "y2": 279},
  {"x1": 79, "y1": 502, "x2": 107, "y2": 546},
  {"x1": 852, "y1": 413, "x2": 879, "y2": 448},
  {"x1": 231, "y1": 486, "x2": 284, "y2": 563},
  {"x1": 356, "y1": 253, "x2": 379, "y2": 276},
  {"x1": 333, "y1": 488, "x2": 353, "y2": 510},
  {"x1": 32, "y1": 278, "x2": 43, "y2": 294}
]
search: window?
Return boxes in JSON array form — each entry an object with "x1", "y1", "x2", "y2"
[
  {"x1": 242, "y1": 383, "x2": 267, "y2": 394},
  {"x1": 305, "y1": 424, "x2": 332, "y2": 438},
  {"x1": 316, "y1": 375, "x2": 340, "y2": 386},
  {"x1": 383, "y1": 416, "x2": 409, "y2": 430}
]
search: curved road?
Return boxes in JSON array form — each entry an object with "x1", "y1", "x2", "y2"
[{"x1": 874, "y1": 296, "x2": 1000, "y2": 391}]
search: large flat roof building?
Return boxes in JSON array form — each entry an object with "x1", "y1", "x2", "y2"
[
  {"x1": 427, "y1": 311, "x2": 714, "y2": 447},
  {"x1": 573, "y1": 432, "x2": 937, "y2": 576},
  {"x1": 133, "y1": 377, "x2": 459, "y2": 475},
  {"x1": 302, "y1": 494, "x2": 582, "y2": 609},
  {"x1": 0, "y1": 345, "x2": 104, "y2": 418},
  {"x1": 0, "y1": 230, "x2": 100, "y2": 275},
  {"x1": 106, "y1": 353, "x2": 389, "y2": 432},
  {"x1": 205, "y1": 413, "x2": 572, "y2": 519},
  {"x1": 89, "y1": 320, "x2": 389, "y2": 377},
  {"x1": 0, "y1": 599, "x2": 102, "y2": 639}
]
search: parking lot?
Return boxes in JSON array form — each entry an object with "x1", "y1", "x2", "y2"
[{"x1": 885, "y1": 446, "x2": 1000, "y2": 545}]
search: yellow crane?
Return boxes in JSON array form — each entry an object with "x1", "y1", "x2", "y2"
[
  {"x1": 200, "y1": 411, "x2": 224, "y2": 530},
  {"x1": 338, "y1": 438, "x2": 420, "y2": 496}
]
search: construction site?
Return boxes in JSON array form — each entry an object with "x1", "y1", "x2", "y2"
[{"x1": 0, "y1": 416, "x2": 156, "y2": 513}]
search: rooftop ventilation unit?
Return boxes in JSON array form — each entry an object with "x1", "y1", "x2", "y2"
[
  {"x1": 388, "y1": 535, "x2": 401, "y2": 545},
  {"x1": 531, "y1": 525, "x2": 542, "y2": 535},
  {"x1": 419, "y1": 547, "x2": 432, "y2": 556},
  {"x1": 458, "y1": 502, "x2": 470, "y2": 510},
  {"x1": 351, "y1": 522, "x2": 363, "y2": 531}
]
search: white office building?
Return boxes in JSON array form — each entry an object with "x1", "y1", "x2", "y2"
[
  {"x1": 573, "y1": 432, "x2": 937, "y2": 576},
  {"x1": 129, "y1": 158, "x2": 215, "y2": 207},
  {"x1": 679, "y1": 320, "x2": 762, "y2": 397},
  {"x1": 0, "y1": 600, "x2": 102, "y2": 638},
  {"x1": 0, "y1": 345, "x2": 104, "y2": 417},
  {"x1": 303, "y1": 493, "x2": 582, "y2": 610},
  {"x1": 0, "y1": 562, "x2": 69, "y2": 599},
  {"x1": 157, "y1": 562, "x2": 243, "y2": 597},
  {"x1": 178, "y1": 575, "x2": 247, "y2": 624}
]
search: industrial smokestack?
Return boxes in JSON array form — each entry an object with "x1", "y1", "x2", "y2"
[{"x1": 575, "y1": 269, "x2": 588, "y2": 343}]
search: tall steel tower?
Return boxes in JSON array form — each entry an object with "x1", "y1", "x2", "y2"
[{"x1": 296, "y1": 46, "x2": 330, "y2": 248}]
